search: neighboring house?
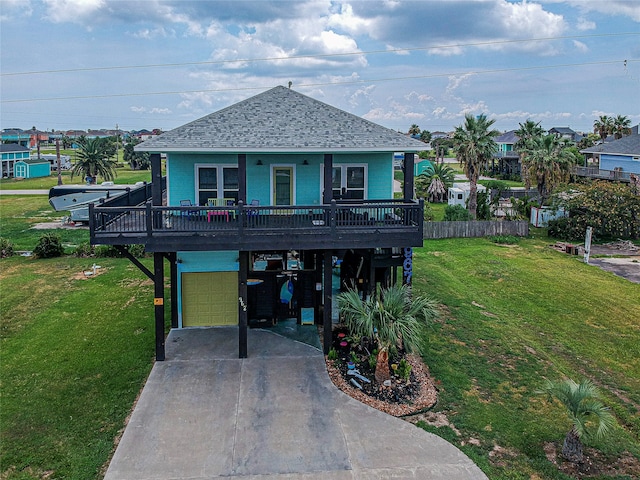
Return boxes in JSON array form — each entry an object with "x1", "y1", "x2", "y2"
[
  {"x1": 492, "y1": 130, "x2": 521, "y2": 176},
  {"x1": 90, "y1": 86, "x2": 426, "y2": 361},
  {"x1": 548, "y1": 127, "x2": 578, "y2": 142},
  {"x1": 1, "y1": 144, "x2": 30, "y2": 177},
  {"x1": 577, "y1": 134, "x2": 640, "y2": 180}
]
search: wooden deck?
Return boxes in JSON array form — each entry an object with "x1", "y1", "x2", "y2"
[{"x1": 90, "y1": 200, "x2": 425, "y2": 251}]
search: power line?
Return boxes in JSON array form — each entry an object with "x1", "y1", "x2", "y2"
[
  {"x1": 2, "y1": 59, "x2": 636, "y2": 104},
  {"x1": 2, "y1": 32, "x2": 638, "y2": 77}
]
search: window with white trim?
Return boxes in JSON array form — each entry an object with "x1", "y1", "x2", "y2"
[
  {"x1": 331, "y1": 164, "x2": 367, "y2": 199},
  {"x1": 196, "y1": 165, "x2": 238, "y2": 205}
]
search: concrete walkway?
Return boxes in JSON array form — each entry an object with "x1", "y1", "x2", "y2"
[{"x1": 104, "y1": 327, "x2": 487, "y2": 479}]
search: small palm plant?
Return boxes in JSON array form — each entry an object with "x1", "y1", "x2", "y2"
[
  {"x1": 337, "y1": 284, "x2": 439, "y2": 383},
  {"x1": 541, "y1": 378, "x2": 616, "y2": 464}
]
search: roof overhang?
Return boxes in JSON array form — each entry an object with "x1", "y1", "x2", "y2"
[{"x1": 135, "y1": 146, "x2": 422, "y2": 154}]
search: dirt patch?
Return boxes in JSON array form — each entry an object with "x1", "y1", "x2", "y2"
[
  {"x1": 32, "y1": 221, "x2": 88, "y2": 230},
  {"x1": 72, "y1": 267, "x2": 107, "y2": 280},
  {"x1": 544, "y1": 442, "x2": 640, "y2": 478}
]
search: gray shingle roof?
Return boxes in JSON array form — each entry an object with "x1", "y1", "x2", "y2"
[
  {"x1": 136, "y1": 86, "x2": 426, "y2": 153},
  {"x1": 580, "y1": 134, "x2": 640, "y2": 156},
  {"x1": 0, "y1": 144, "x2": 29, "y2": 153},
  {"x1": 495, "y1": 130, "x2": 519, "y2": 144}
]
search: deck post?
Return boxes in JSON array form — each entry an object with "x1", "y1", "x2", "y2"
[
  {"x1": 239, "y1": 250, "x2": 249, "y2": 358},
  {"x1": 323, "y1": 154, "x2": 333, "y2": 204},
  {"x1": 153, "y1": 252, "x2": 166, "y2": 361},
  {"x1": 403, "y1": 152, "x2": 415, "y2": 201},
  {"x1": 323, "y1": 250, "x2": 333, "y2": 354},
  {"x1": 168, "y1": 252, "x2": 178, "y2": 329},
  {"x1": 150, "y1": 153, "x2": 162, "y2": 206},
  {"x1": 238, "y1": 154, "x2": 247, "y2": 204}
]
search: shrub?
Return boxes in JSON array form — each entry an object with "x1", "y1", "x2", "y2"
[
  {"x1": 327, "y1": 348, "x2": 338, "y2": 361},
  {"x1": 94, "y1": 244, "x2": 145, "y2": 258},
  {"x1": 488, "y1": 235, "x2": 520, "y2": 245},
  {"x1": 550, "y1": 181, "x2": 640, "y2": 240},
  {"x1": 0, "y1": 237, "x2": 15, "y2": 258},
  {"x1": 33, "y1": 233, "x2": 65, "y2": 258},
  {"x1": 443, "y1": 204, "x2": 471, "y2": 221},
  {"x1": 74, "y1": 242, "x2": 95, "y2": 257}
]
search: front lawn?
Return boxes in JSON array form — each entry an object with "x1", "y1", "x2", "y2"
[{"x1": 413, "y1": 237, "x2": 640, "y2": 478}]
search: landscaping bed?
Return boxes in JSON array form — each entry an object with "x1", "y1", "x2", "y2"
[{"x1": 324, "y1": 326, "x2": 437, "y2": 417}]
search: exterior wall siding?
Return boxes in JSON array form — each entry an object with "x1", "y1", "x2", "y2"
[
  {"x1": 167, "y1": 152, "x2": 395, "y2": 206},
  {"x1": 600, "y1": 153, "x2": 640, "y2": 174}
]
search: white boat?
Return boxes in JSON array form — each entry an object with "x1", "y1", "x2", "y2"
[{"x1": 49, "y1": 182, "x2": 146, "y2": 222}]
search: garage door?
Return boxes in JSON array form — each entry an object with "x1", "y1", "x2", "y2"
[{"x1": 182, "y1": 272, "x2": 238, "y2": 327}]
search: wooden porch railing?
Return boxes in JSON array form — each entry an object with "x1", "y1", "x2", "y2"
[{"x1": 90, "y1": 199, "x2": 425, "y2": 251}]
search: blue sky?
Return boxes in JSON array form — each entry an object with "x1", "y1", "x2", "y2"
[{"x1": 1, "y1": 0, "x2": 639, "y2": 134}]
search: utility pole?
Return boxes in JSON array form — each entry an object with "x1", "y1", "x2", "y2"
[
  {"x1": 115, "y1": 123, "x2": 119, "y2": 164},
  {"x1": 56, "y1": 138, "x2": 62, "y2": 185}
]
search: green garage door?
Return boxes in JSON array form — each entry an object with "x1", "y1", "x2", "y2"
[{"x1": 182, "y1": 272, "x2": 238, "y2": 327}]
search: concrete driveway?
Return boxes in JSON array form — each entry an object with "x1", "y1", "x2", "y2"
[{"x1": 104, "y1": 327, "x2": 487, "y2": 479}]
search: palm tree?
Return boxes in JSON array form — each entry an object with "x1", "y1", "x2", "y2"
[
  {"x1": 408, "y1": 124, "x2": 421, "y2": 136},
  {"x1": 337, "y1": 284, "x2": 439, "y2": 383},
  {"x1": 593, "y1": 115, "x2": 614, "y2": 143},
  {"x1": 515, "y1": 120, "x2": 545, "y2": 189},
  {"x1": 452, "y1": 114, "x2": 499, "y2": 219},
  {"x1": 420, "y1": 130, "x2": 432, "y2": 144},
  {"x1": 70, "y1": 136, "x2": 117, "y2": 183},
  {"x1": 416, "y1": 162, "x2": 455, "y2": 203},
  {"x1": 612, "y1": 114, "x2": 632, "y2": 139},
  {"x1": 541, "y1": 379, "x2": 615, "y2": 464},
  {"x1": 523, "y1": 133, "x2": 571, "y2": 206}
]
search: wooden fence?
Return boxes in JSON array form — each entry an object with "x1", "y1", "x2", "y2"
[{"x1": 424, "y1": 220, "x2": 529, "y2": 239}]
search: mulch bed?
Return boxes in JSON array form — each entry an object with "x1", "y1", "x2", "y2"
[{"x1": 323, "y1": 326, "x2": 437, "y2": 417}]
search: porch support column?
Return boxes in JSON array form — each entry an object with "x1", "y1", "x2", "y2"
[
  {"x1": 323, "y1": 154, "x2": 333, "y2": 204},
  {"x1": 238, "y1": 251, "x2": 249, "y2": 358},
  {"x1": 150, "y1": 153, "x2": 162, "y2": 206},
  {"x1": 238, "y1": 154, "x2": 247, "y2": 204},
  {"x1": 323, "y1": 250, "x2": 333, "y2": 354},
  {"x1": 403, "y1": 152, "x2": 415, "y2": 201},
  {"x1": 153, "y1": 252, "x2": 166, "y2": 361},
  {"x1": 168, "y1": 252, "x2": 178, "y2": 329}
]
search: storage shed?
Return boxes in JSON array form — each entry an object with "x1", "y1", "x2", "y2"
[{"x1": 14, "y1": 157, "x2": 51, "y2": 178}]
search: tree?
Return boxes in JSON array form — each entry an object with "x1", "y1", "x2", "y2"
[
  {"x1": 123, "y1": 139, "x2": 151, "y2": 170},
  {"x1": 70, "y1": 136, "x2": 117, "y2": 183},
  {"x1": 515, "y1": 120, "x2": 545, "y2": 189},
  {"x1": 541, "y1": 379, "x2": 615, "y2": 464},
  {"x1": 593, "y1": 115, "x2": 614, "y2": 143},
  {"x1": 337, "y1": 284, "x2": 439, "y2": 384},
  {"x1": 549, "y1": 181, "x2": 640, "y2": 240},
  {"x1": 452, "y1": 114, "x2": 499, "y2": 219},
  {"x1": 577, "y1": 133, "x2": 599, "y2": 150},
  {"x1": 523, "y1": 134, "x2": 571, "y2": 206},
  {"x1": 408, "y1": 124, "x2": 421, "y2": 136},
  {"x1": 419, "y1": 130, "x2": 432, "y2": 144},
  {"x1": 612, "y1": 114, "x2": 632, "y2": 139},
  {"x1": 415, "y1": 162, "x2": 455, "y2": 203}
]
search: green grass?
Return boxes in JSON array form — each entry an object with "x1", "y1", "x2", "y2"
[
  {"x1": 0, "y1": 169, "x2": 152, "y2": 190},
  {"x1": 2, "y1": 195, "x2": 639, "y2": 479},
  {"x1": 0, "y1": 256, "x2": 166, "y2": 480},
  {"x1": 0, "y1": 196, "x2": 90, "y2": 251},
  {"x1": 413, "y1": 237, "x2": 640, "y2": 478}
]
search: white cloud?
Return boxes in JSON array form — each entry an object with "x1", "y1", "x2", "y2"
[
  {"x1": 0, "y1": 0, "x2": 33, "y2": 21},
  {"x1": 576, "y1": 17, "x2": 596, "y2": 31},
  {"x1": 43, "y1": 0, "x2": 105, "y2": 24},
  {"x1": 572, "y1": 40, "x2": 589, "y2": 53}
]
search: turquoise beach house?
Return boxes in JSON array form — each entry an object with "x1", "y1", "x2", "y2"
[{"x1": 90, "y1": 86, "x2": 426, "y2": 359}]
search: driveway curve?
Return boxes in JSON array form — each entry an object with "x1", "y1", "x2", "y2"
[{"x1": 104, "y1": 327, "x2": 487, "y2": 479}]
